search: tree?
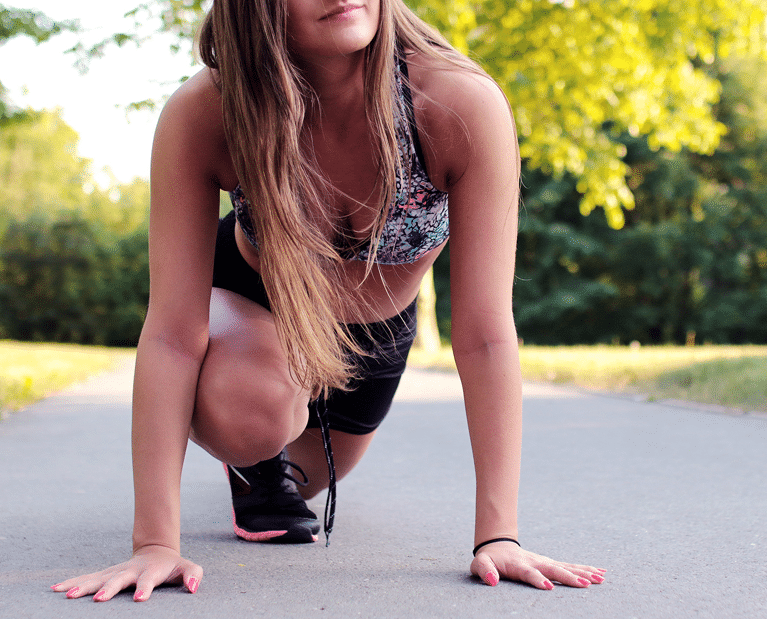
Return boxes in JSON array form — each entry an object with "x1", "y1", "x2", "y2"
[
  {"x1": 0, "y1": 110, "x2": 91, "y2": 222},
  {"x1": 32, "y1": 0, "x2": 767, "y2": 346},
  {"x1": 85, "y1": 0, "x2": 767, "y2": 227},
  {"x1": 413, "y1": 0, "x2": 767, "y2": 228},
  {"x1": 509, "y1": 53, "x2": 767, "y2": 345},
  {"x1": 0, "y1": 4, "x2": 76, "y2": 121},
  {"x1": 0, "y1": 107, "x2": 152, "y2": 346}
]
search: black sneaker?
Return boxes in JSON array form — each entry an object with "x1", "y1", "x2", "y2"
[{"x1": 224, "y1": 450, "x2": 320, "y2": 543}]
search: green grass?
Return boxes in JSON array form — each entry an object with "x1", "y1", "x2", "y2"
[
  {"x1": 0, "y1": 341, "x2": 132, "y2": 417},
  {"x1": 640, "y1": 357, "x2": 767, "y2": 411},
  {"x1": 409, "y1": 344, "x2": 767, "y2": 411},
  {"x1": 4, "y1": 340, "x2": 765, "y2": 417}
]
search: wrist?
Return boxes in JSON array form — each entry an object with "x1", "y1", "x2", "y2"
[
  {"x1": 132, "y1": 523, "x2": 180, "y2": 554},
  {"x1": 473, "y1": 537, "x2": 520, "y2": 556},
  {"x1": 132, "y1": 542, "x2": 181, "y2": 557},
  {"x1": 474, "y1": 509, "x2": 518, "y2": 547}
]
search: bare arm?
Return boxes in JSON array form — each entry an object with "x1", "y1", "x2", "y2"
[
  {"x1": 419, "y1": 65, "x2": 605, "y2": 589},
  {"x1": 52, "y1": 68, "x2": 230, "y2": 602},
  {"x1": 132, "y1": 68, "x2": 224, "y2": 555}
]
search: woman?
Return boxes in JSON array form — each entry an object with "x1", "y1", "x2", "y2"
[{"x1": 52, "y1": 0, "x2": 605, "y2": 601}]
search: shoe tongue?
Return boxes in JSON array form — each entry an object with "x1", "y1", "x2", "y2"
[{"x1": 228, "y1": 467, "x2": 253, "y2": 497}]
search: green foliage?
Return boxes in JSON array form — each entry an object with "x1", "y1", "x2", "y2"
[
  {"x1": 413, "y1": 0, "x2": 767, "y2": 227},
  {"x1": 0, "y1": 109, "x2": 149, "y2": 230},
  {"x1": 0, "y1": 109, "x2": 150, "y2": 346},
  {"x1": 64, "y1": 0, "x2": 767, "y2": 225},
  {"x1": 0, "y1": 110, "x2": 90, "y2": 217},
  {"x1": 0, "y1": 215, "x2": 149, "y2": 346},
  {"x1": 126, "y1": 0, "x2": 209, "y2": 41},
  {"x1": 513, "y1": 169, "x2": 618, "y2": 343},
  {"x1": 646, "y1": 356, "x2": 767, "y2": 411},
  {"x1": 71, "y1": 1, "x2": 208, "y2": 70},
  {"x1": 503, "y1": 54, "x2": 767, "y2": 345},
  {"x1": 0, "y1": 341, "x2": 124, "y2": 415},
  {"x1": 0, "y1": 4, "x2": 75, "y2": 44},
  {"x1": 0, "y1": 5, "x2": 77, "y2": 121},
  {"x1": 2, "y1": 1, "x2": 766, "y2": 350}
]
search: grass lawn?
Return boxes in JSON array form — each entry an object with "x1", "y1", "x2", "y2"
[
  {"x1": 3, "y1": 341, "x2": 765, "y2": 417},
  {"x1": 0, "y1": 341, "x2": 132, "y2": 417},
  {"x1": 409, "y1": 344, "x2": 767, "y2": 412}
]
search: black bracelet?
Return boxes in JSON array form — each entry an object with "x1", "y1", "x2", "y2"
[{"x1": 473, "y1": 537, "x2": 520, "y2": 556}]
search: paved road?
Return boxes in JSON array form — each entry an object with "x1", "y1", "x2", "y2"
[{"x1": 1, "y1": 357, "x2": 765, "y2": 619}]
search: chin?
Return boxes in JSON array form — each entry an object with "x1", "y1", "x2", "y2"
[
  {"x1": 330, "y1": 33, "x2": 376, "y2": 56},
  {"x1": 292, "y1": 34, "x2": 375, "y2": 62},
  {"x1": 288, "y1": 3, "x2": 380, "y2": 62}
]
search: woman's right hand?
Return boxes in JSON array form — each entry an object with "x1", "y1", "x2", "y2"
[{"x1": 50, "y1": 544, "x2": 203, "y2": 602}]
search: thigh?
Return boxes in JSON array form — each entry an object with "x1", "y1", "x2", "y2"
[{"x1": 191, "y1": 287, "x2": 311, "y2": 467}]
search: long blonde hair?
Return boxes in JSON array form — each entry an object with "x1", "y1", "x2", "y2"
[{"x1": 198, "y1": 0, "x2": 482, "y2": 397}]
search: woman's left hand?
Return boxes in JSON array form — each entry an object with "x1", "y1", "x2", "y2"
[{"x1": 470, "y1": 540, "x2": 606, "y2": 589}]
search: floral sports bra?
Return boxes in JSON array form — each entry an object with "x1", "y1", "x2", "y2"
[{"x1": 230, "y1": 57, "x2": 449, "y2": 266}]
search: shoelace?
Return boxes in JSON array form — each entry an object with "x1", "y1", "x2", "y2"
[
  {"x1": 271, "y1": 456, "x2": 311, "y2": 488},
  {"x1": 227, "y1": 453, "x2": 309, "y2": 492},
  {"x1": 312, "y1": 397, "x2": 336, "y2": 546}
]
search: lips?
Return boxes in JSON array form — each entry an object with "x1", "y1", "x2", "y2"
[{"x1": 321, "y1": 3, "x2": 363, "y2": 20}]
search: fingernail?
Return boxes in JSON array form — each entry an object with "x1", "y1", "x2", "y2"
[
  {"x1": 485, "y1": 572, "x2": 499, "y2": 587},
  {"x1": 188, "y1": 578, "x2": 198, "y2": 594},
  {"x1": 577, "y1": 577, "x2": 590, "y2": 587},
  {"x1": 51, "y1": 584, "x2": 62, "y2": 590},
  {"x1": 591, "y1": 574, "x2": 604, "y2": 583},
  {"x1": 134, "y1": 590, "x2": 145, "y2": 601},
  {"x1": 94, "y1": 590, "x2": 106, "y2": 602},
  {"x1": 66, "y1": 587, "x2": 80, "y2": 598},
  {"x1": 543, "y1": 580, "x2": 554, "y2": 590}
]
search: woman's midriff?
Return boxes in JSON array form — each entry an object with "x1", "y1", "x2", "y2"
[{"x1": 233, "y1": 218, "x2": 444, "y2": 324}]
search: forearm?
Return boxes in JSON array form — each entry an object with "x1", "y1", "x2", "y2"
[
  {"x1": 454, "y1": 335, "x2": 523, "y2": 544},
  {"x1": 131, "y1": 329, "x2": 208, "y2": 552}
]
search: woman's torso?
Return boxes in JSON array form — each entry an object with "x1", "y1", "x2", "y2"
[{"x1": 213, "y1": 56, "x2": 449, "y2": 323}]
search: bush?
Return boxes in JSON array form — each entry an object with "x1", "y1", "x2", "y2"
[{"x1": 0, "y1": 214, "x2": 148, "y2": 346}]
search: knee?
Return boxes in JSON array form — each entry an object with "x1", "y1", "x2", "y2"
[{"x1": 193, "y1": 367, "x2": 308, "y2": 466}]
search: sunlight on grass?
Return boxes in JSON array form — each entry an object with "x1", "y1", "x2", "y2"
[
  {"x1": 646, "y1": 357, "x2": 767, "y2": 411},
  {"x1": 409, "y1": 344, "x2": 767, "y2": 411},
  {"x1": 4, "y1": 341, "x2": 765, "y2": 416},
  {"x1": 0, "y1": 341, "x2": 132, "y2": 416}
]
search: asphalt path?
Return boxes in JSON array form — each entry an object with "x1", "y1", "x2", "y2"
[{"x1": 1, "y1": 356, "x2": 765, "y2": 619}]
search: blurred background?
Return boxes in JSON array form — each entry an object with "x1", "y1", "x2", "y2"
[{"x1": 1, "y1": 1, "x2": 767, "y2": 403}]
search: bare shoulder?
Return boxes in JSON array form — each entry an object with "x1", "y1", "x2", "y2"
[
  {"x1": 153, "y1": 67, "x2": 236, "y2": 190},
  {"x1": 405, "y1": 51, "x2": 517, "y2": 187},
  {"x1": 407, "y1": 51, "x2": 509, "y2": 116},
  {"x1": 162, "y1": 67, "x2": 222, "y2": 128}
]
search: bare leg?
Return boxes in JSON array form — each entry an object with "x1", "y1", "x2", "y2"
[
  {"x1": 190, "y1": 288, "x2": 311, "y2": 466},
  {"x1": 287, "y1": 428, "x2": 377, "y2": 500}
]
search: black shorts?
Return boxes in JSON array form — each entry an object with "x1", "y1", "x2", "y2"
[{"x1": 212, "y1": 211, "x2": 417, "y2": 435}]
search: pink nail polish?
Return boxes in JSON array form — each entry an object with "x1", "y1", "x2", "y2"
[
  {"x1": 51, "y1": 584, "x2": 62, "y2": 590},
  {"x1": 543, "y1": 580, "x2": 554, "y2": 590},
  {"x1": 94, "y1": 590, "x2": 106, "y2": 602},
  {"x1": 485, "y1": 572, "x2": 499, "y2": 587},
  {"x1": 134, "y1": 590, "x2": 145, "y2": 601},
  {"x1": 592, "y1": 574, "x2": 604, "y2": 583},
  {"x1": 577, "y1": 577, "x2": 590, "y2": 587},
  {"x1": 66, "y1": 587, "x2": 80, "y2": 598},
  {"x1": 188, "y1": 578, "x2": 198, "y2": 594}
]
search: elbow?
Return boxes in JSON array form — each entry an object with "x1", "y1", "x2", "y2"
[
  {"x1": 452, "y1": 334, "x2": 519, "y2": 364},
  {"x1": 450, "y1": 308, "x2": 518, "y2": 356},
  {"x1": 139, "y1": 309, "x2": 210, "y2": 363},
  {"x1": 451, "y1": 324, "x2": 519, "y2": 366}
]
